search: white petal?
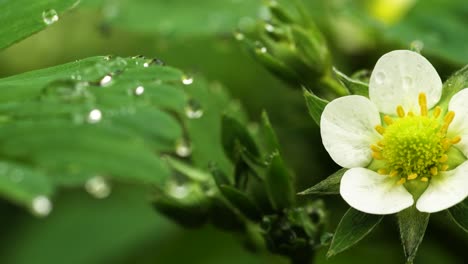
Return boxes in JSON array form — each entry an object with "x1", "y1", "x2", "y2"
[
  {"x1": 320, "y1": 95, "x2": 381, "y2": 168},
  {"x1": 369, "y1": 50, "x2": 442, "y2": 115},
  {"x1": 416, "y1": 161, "x2": 468, "y2": 213},
  {"x1": 340, "y1": 168, "x2": 414, "y2": 215},
  {"x1": 447, "y1": 88, "x2": 468, "y2": 156}
]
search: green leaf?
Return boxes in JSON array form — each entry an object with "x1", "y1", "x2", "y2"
[
  {"x1": 333, "y1": 68, "x2": 369, "y2": 97},
  {"x1": 397, "y1": 206, "x2": 430, "y2": 264},
  {"x1": 0, "y1": 0, "x2": 79, "y2": 50},
  {"x1": 94, "y1": 0, "x2": 261, "y2": 36},
  {"x1": 299, "y1": 168, "x2": 347, "y2": 195},
  {"x1": 265, "y1": 152, "x2": 295, "y2": 210},
  {"x1": 303, "y1": 88, "x2": 328, "y2": 126},
  {"x1": 0, "y1": 55, "x2": 237, "y2": 212},
  {"x1": 327, "y1": 208, "x2": 384, "y2": 257},
  {"x1": 448, "y1": 199, "x2": 468, "y2": 233},
  {"x1": 385, "y1": 0, "x2": 468, "y2": 65},
  {"x1": 219, "y1": 185, "x2": 262, "y2": 221}
]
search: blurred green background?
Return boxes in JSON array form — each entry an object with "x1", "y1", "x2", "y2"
[{"x1": 0, "y1": 0, "x2": 467, "y2": 263}]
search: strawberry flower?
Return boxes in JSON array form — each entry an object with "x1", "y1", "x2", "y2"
[{"x1": 320, "y1": 50, "x2": 468, "y2": 214}]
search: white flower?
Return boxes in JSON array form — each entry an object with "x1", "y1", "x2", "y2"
[{"x1": 320, "y1": 50, "x2": 468, "y2": 215}]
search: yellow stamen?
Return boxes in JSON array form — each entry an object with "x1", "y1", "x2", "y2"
[
  {"x1": 372, "y1": 152, "x2": 383, "y2": 160},
  {"x1": 377, "y1": 141, "x2": 385, "y2": 147},
  {"x1": 420, "y1": 177, "x2": 429, "y2": 182},
  {"x1": 439, "y1": 154, "x2": 448, "y2": 163},
  {"x1": 383, "y1": 115, "x2": 393, "y2": 125},
  {"x1": 370, "y1": 144, "x2": 381, "y2": 152},
  {"x1": 407, "y1": 173, "x2": 418, "y2": 180},
  {"x1": 441, "y1": 138, "x2": 452, "y2": 150},
  {"x1": 441, "y1": 164, "x2": 449, "y2": 171},
  {"x1": 430, "y1": 167, "x2": 438, "y2": 176},
  {"x1": 418, "y1": 93, "x2": 428, "y2": 116},
  {"x1": 377, "y1": 168, "x2": 388, "y2": 175},
  {"x1": 433, "y1": 106, "x2": 441, "y2": 118},
  {"x1": 375, "y1": 125, "x2": 385, "y2": 135},
  {"x1": 407, "y1": 111, "x2": 414, "y2": 117},
  {"x1": 389, "y1": 170, "x2": 399, "y2": 177},
  {"x1": 397, "y1": 178, "x2": 406, "y2": 185},
  {"x1": 452, "y1": 136, "x2": 462, "y2": 144},
  {"x1": 444, "y1": 111, "x2": 455, "y2": 126},
  {"x1": 396, "y1": 105, "x2": 405, "y2": 117}
]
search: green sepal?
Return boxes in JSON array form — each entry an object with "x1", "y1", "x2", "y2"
[
  {"x1": 221, "y1": 114, "x2": 260, "y2": 162},
  {"x1": 164, "y1": 156, "x2": 212, "y2": 182},
  {"x1": 299, "y1": 168, "x2": 347, "y2": 195},
  {"x1": 438, "y1": 65, "x2": 468, "y2": 109},
  {"x1": 303, "y1": 88, "x2": 328, "y2": 126},
  {"x1": 208, "y1": 162, "x2": 232, "y2": 186},
  {"x1": 209, "y1": 195, "x2": 246, "y2": 232},
  {"x1": 327, "y1": 207, "x2": 383, "y2": 258},
  {"x1": 259, "y1": 110, "x2": 281, "y2": 155},
  {"x1": 397, "y1": 206, "x2": 430, "y2": 264},
  {"x1": 265, "y1": 152, "x2": 296, "y2": 211},
  {"x1": 219, "y1": 184, "x2": 262, "y2": 221},
  {"x1": 333, "y1": 68, "x2": 369, "y2": 97},
  {"x1": 448, "y1": 198, "x2": 468, "y2": 233}
]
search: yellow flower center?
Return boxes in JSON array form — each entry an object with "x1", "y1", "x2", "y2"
[{"x1": 370, "y1": 93, "x2": 461, "y2": 185}]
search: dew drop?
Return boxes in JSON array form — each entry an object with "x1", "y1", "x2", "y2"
[
  {"x1": 99, "y1": 74, "x2": 113, "y2": 86},
  {"x1": 87, "y1": 109, "x2": 102, "y2": 123},
  {"x1": 234, "y1": 31, "x2": 245, "y2": 41},
  {"x1": 134, "y1": 85, "x2": 145, "y2": 96},
  {"x1": 375, "y1": 72, "x2": 386, "y2": 85},
  {"x1": 143, "y1": 58, "x2": 165, "y2": 67},
  {"x1": 185, "y1": 99, "x2": 204, "y2": 119},
  {"x1": 255, "y1": 41, "x2": 267, "y2": 53},
  {"x1": 175, "y1": 139, "x2": 192, "y2": 157},
  {"x1": 168, "y1": 182, "x2": 189, "y2": 199},
  {"x1": 85, "y1": 176, "x2": 111, "y2": 199},
  {"x1": 201, "y1": 183, "x2": 216, "y2": 197},
  {"x1": 264, "y1": 23, "x2": 275, "y2": 33},
  {"x1": 410, "y1": 40, "x2": 424, "y2": 53},
  {"x1": 42, "y1": 9, "x2": 59, "y2": 25},
  {"x1": 181, "y1": 75, "x2": 194, "y2": 85},
  {"x1": 403, "y1": 76, "x2": 413, "y2": 89},
  {"x1": 32, "y1": 196, "x2": 52, "y2": 217}
]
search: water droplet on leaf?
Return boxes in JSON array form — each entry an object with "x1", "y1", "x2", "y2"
[
  {"x1": 85, "y1": 176, "x2": 111, "y2": 199},
  {"x1": 264, "y1": 23, "x2": 275, "y2": 32},
  {"x1": 32, "y1": 196, "x2": 52, "y2": 217},
  {"x1": 134, "y1": 85, "x2": 145, "y2": 96},
  {"x1": 185, "y1": 99, "x2": 203, "y2": 119},
  {"x1": 42, "y1": 9, "x2": 59, "y2": 25},
  {"x1": 234, "y1": 31, "x2": 245, "y2": 41},
  {"x1": 182, "y1": 76, "x2": 193, "y2": 85},
  {"x1": 143, "y1": 58, "x2": 165, "y2": 67},
  {"x1": 255, "y1": 41, "x2": 267, "y2": 53},
  {"x1": 87, "y1": 109, "x2": 102, "y2": 123},
  {"x1": 175, "y1": 139, "x2": 192, "y2": 157},
  {"x1": 99, "y1": 74, "x2": 113, "y2": 86},
  {"x1": 168, "y1": 182, "x2": 189, "y2": 199}
]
